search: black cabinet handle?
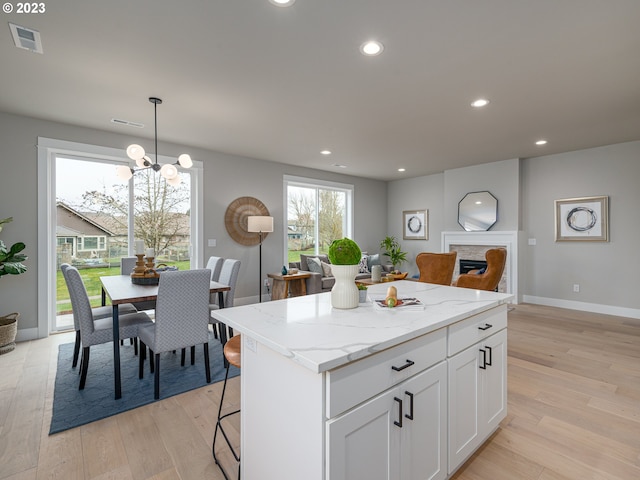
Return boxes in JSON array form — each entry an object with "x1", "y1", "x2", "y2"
[
  {"x1": 391, "y1": 359, "x2": 415, "y2": 371},
  {"x1": 478, "y1": 323, "x2": 493, "y2": 331},
  {"x1": 405, "y1": 391, "x2": 414, "y2": 420},
  {"x1": 479, "y1": 348, "x2": 487, "y2": 369},
  {"x1": 485, "y1": 345, "x2": 492, "y2": 366},
  {"x1": 394, "y1": 397, "x2": 403, "y2": 427}
]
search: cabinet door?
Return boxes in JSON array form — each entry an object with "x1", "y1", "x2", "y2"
[
  {"x1": 327, "y1": 388, "x2": 401, "y2": 480},
  {"x1": 401, "y1": 362, "x2": 447, "y2": 480},
  {"x1": 481, "y1": 329, "x2": 507, "y2": 432},
  {"x1": 447, "y1": 344, "x2": 481, "y2": 474}
]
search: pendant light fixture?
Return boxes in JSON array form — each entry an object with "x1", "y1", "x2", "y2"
[{"x1": 116, "y1": 97, "x2": 192, "y2": 186}]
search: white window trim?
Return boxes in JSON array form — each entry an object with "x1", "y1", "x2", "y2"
[
  {"x1": 282, "y1": 174, "x2": 354, "y2": 263},
  {"x1": 37, "y1": 137, "x2": 203, "y2": 337}
]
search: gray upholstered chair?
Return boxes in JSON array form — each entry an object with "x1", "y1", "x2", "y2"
[
  {"x1": 209, "y1": 259, "x2": 241, "y2": 341},
  {"x1": 120, "y1": 256, "x2": 156, "y2": 311},
  {"x1": 63, "y1": 265, "x2": 153, "y2": 389},
  {"x1": 60, "y1": 263, "x2": 138, "y2": 368},
  {"x1": 137, "y1": 269, "x2": 212, "y2": 399},
  {"x1": 206, "y1": 256, "x2": 224, "y2": 282}
]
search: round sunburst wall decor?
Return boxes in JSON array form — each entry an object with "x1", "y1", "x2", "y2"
[{"x1": 224, "y1": 196, "x2": 270, "y2": 246}]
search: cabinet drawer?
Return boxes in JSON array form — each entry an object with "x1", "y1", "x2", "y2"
[
  {"x1": 326, "y1": 328, "x2": 446, "y2": 418},
  {"x1": 447, "y1": 304, "x2": 507, "y2": 356}
]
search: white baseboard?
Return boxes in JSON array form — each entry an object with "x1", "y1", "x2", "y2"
[
  {"x1": 16, "y1": 327, "x2": 40, "y2": 342},
  {"x1": 522, "y1": 295, "x2": 640, "y2": 320}
]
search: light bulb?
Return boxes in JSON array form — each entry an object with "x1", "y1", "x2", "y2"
[
  {"x1": 178, "y1": 153, "x2": 193, "y2": 168},
  {"x1": 126, "y1": 144, "x2": 145, "y2": 161},
  {"x1": 116, "y1": 165, "x2": 133, "y2": 180},
  {"x1": 136, "y1": 155, "x2": 150, "y2": 168},
  {"x1": 160, "y1": 163, "x2": 178, "y2": 180}
]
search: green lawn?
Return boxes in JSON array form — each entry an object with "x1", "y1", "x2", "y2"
[{"x1": 57, "y1": 260, "x2": 191, "y2": 314}]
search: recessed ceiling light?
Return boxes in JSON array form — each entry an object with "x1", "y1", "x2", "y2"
[
  {"x1": 471, "y1": 98, "x2": 490, "y2": 108},
  {"x1": 320, "y1": 150, "x2": 332, "y2": 155},
  {"x1": 398, "y1": 168, "x2": 406, "y2": 172},
  {"x1": 332, "y1": 163, "x2": 347, "y2": 169},
  {"x1": 535, "y1": 139, "x2": 548, "y2": 145},
  {"x1": 360, "y1": 40, "x2": 384, "y2": 56},
  {"x1": 269, "y1": 0, "x2": 295, "y2": 6}
]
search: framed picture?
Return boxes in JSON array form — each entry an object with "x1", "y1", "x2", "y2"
[
  {"x1": 555, "y1": 196, "x2": 609, "y2": 242},
  {"x1": 403, "y1": 210, "x2": 428, "y2": 240}
]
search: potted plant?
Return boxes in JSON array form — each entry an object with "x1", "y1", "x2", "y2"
[
  {"x1": 379, "y1": 236, "x2": 408, "y2": 274},
  {"x1": 357, "y1": 283, "x2": 368, "y2": 303},
  {"x1": 0, "y1": 217, "x2": 28, "y2": 355},
  {"x1": 328, "y1": 237, "x2": 362, "y2": 309}
]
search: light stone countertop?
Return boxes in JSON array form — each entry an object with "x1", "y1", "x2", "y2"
[{"x1": 211, "y1": 280, "x2": 514, "y2": 373}]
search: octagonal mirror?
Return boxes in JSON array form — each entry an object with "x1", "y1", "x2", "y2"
[{"x1": 458, "y1": 191, "x2": 498, "y2": 231}]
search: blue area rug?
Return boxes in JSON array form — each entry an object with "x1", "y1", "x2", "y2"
[{"x1": 50, "y1": 334, "x2": 239, "y2": 434}]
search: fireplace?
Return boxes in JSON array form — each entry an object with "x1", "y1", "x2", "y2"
[
  {"x1": 459, "y1": 259, "x2": 487, "y2": 274},
  {"x1": 441, "y1": 231, "x2": 518, "y2": 300}
]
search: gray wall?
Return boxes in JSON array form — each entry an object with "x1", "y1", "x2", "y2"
[{"x1": 0, "y1": 111, "x2": 387, "y2": 336}]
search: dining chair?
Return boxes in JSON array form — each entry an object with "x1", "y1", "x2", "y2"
[
  {"x1": 63, "y1": 265, "x2": 153, "y2": 389},
  {"x1": 416, "y1": 252, "x2": 457, "y2": 286},
  {"x1": 137, "y1": 269, "x2": 212, "y2": 399},
  {"x1": 121, "y1": 256, "x2": 157, "y2": 311},
  {"x1": 206, "y1": 257, "x2": 225, "y2": 338},
  {"x1": 454, "y1": 248, "x2": 507, "y2": 292},
  {"x1": 209, "y1": 259, "x2": 241, "y2": 341},
  {"x1": 60, "y1": 263, "x2": 138, "y2": 368}
]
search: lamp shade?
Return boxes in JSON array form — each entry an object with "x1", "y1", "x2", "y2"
[{"x1": 247, "y1": 216, "x2": 274, "y2": 233}]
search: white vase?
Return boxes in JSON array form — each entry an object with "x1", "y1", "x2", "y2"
[{"x1": 330, "y1": 264, "x2": 360, "y2": 309}]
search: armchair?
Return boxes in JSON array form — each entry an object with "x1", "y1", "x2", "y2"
[
  {"x1": 416, "y1": 252, "x2": 457, "y2": 285},
  {"x1": 454, "y1": 248, "x2": 506, "y2": 292}
]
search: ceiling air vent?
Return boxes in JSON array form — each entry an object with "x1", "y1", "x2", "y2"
[
  {"x1": 9, "y1": 23, "x2": 43, "y2": 54},
  {"x1": 111, "y1": 118, "x2": 144, "y2": 128}
]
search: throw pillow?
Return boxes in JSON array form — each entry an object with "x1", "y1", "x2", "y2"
[
  {"x1": 358, "y1": 256, "x2": 369, "y2": 274},
  {"x1": 367, "y1": 254, "x2": 381, "y2": 271},
  {"x1": 321, "y1": 261, "x2": 333, "y2": 277},
  {"x1": 307, "y1": 257, "x2": 323, "y2": 275}
]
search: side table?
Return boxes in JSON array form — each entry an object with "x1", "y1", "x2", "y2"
[{"x1": 267, "y1": 272, "x2": 311, "y2": 300}]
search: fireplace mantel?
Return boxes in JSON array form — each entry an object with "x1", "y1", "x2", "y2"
[{"x1": 441, "y1": 231, "x2": 518, "y2": 302}]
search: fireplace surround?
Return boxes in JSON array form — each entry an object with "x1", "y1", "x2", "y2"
[{"x1": 441, "y1": 231, "x2": 518, "y2": 301}]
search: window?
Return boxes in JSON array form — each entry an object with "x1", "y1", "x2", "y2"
[
  {"x1": 284, "y1": 175, "x2": 353, "y2": 264},
  {"x1": 77, "y1": 236, "x2": 106, "y2": 251}
]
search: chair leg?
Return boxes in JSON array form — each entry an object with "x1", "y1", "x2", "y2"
[
  {"x1": 204, "y1": 342, "x2": 211, "y2": 383},
  {"x1": 133, "y1": 337, "x2": 138, "y2": 356},
  {"x1": 150, "y1": 349, "x2": 155, "y2": 373},
  {"x1": 72, "y1": 330, "x2": 81, "y2": 368},
  {"x1": 212, "y1": 323, "x2": 219, "y2": 339},
  {"x1": 191, "y1": 345, "x2": 196, "y2": 365},
  {"x1": 212, "y1": 364, "x2": 240, "y2": 479},
  {"x1": 79, "y1": 346, "x2": 90, "y2": 390},
  {"x1": 154, "y1": 353, "x2": 160, "y2": 399},
  {"x1": 181, "y1": 348, "x2": 186, "y2": 366},
  {"x1": 139, "y1": 341, "x2": 146, "y2": 379}
]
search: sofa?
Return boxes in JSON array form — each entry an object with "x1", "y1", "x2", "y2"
[{"x1": 289, "y1": 253, "x2": 393, "y2": 295}]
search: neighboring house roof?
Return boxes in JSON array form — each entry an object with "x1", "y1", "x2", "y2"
[{"x1": 56, "y1": 202, "x2": 114, "y2": 236}]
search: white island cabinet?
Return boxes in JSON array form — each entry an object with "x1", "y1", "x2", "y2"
[{"x1": 211, "y1": 281, "x2": 513, "y2": 480}]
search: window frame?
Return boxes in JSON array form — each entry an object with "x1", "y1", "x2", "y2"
[{"x1": 283, "y1": 174, "x2": 354, "y2": 264}]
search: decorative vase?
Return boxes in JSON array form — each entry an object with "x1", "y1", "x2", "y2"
[
  {"x1": 331, "y1": 264, "x2": 360, "y2": 309},
  {"x1": 358, "y1": 289, "x2": 367, "y2": 303},
  {"x1": 371, "y1": 264, "x2": 382, "y2": 282}
]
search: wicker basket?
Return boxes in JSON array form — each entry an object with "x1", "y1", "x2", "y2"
[{"x1": 0, "y1": 312, "x2": 19, "y2": 355}]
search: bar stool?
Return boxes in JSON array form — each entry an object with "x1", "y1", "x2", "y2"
[{"x1": 213, "y1": 334, "x2": 241, "y2": 480}]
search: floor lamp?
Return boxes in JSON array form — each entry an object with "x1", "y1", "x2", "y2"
[{"x1": 247, "y1": 216, "x2": 274, "y2": 302}]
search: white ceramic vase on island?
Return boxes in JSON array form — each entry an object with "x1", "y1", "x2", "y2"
[{"x1": 330, "y1": 264, "x2": 360, "y2": 309}]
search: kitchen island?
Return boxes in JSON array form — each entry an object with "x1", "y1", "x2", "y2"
[{"x1": 212, "y1": 280, "x2": 513, "y2": 480}]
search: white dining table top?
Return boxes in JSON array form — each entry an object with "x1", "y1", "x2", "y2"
[{"x1": 100, "y1": 274, "x2": 230, "y2": 305}]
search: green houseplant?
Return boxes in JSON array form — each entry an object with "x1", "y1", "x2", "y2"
[
  {"x1": 328, "y1": 238, "x2": 362, "y2": 309},
  {"x1": 0, "y1": 217, "x2": 28, "y2": 355},
  {"x1": 379, "y1": 236, "x2": 407, "y2": 273}
]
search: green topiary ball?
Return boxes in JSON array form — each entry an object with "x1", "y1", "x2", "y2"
[{"x1": 328, "y1": 238, "x2": 362, "y2": 265}]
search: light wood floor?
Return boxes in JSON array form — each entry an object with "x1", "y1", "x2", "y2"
[{"x1": 1, "y1": 304, "x2": 638, "y2": 480}]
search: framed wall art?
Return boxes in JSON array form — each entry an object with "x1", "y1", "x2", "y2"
[
  {"x1": 554, "y1": 196, "x2": 609, "y2": 242},
  {"x1": 403, "y1": 210, "x2": 428, "y2": 240}
]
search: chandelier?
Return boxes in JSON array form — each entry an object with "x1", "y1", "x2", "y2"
[{"x1": 116, "y1": 97, "x2": 192, "y2": 186}]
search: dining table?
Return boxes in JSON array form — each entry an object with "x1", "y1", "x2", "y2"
[{"x1": 100, "y1": 274, "x2": 231, "y2": 399}]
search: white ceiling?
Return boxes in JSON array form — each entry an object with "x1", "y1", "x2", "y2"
[{"x1": 1, "y1": 1, "x2": 639, "y2": 181}]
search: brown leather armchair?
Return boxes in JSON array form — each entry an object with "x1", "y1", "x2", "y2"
[
  {"x1": 416, "y1": 252, "x2": 457, "y2": 285},
  {"x1": 454, "y1": 248, "x2": 506, "y2": 291}
]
